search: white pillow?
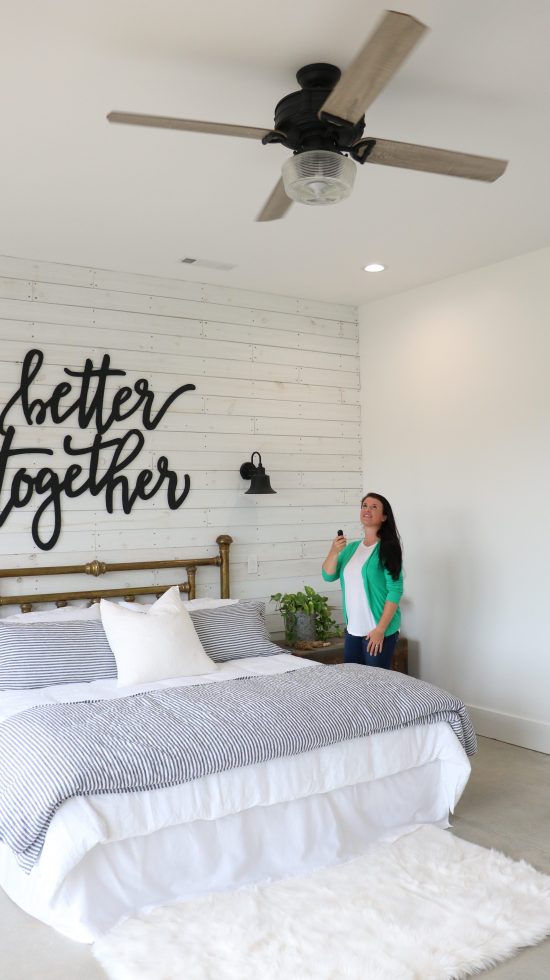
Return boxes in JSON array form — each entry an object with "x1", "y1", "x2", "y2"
[
  {"x1": 185, "y1": 597, "x2": 239, "y2": 611},
  {"x1": 100, "y1": 587, "x2": 216, "y2": 687},
  {"x1": 3, "y1": 604, "x2": 101, "y2": 623},
  {"x1": 117, "y1": 596, "x2": 239, "y2": 614}
]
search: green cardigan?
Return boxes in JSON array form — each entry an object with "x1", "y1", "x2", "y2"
[{"x1": 322, "y1": 540, "x2": 403, "y2": 635}]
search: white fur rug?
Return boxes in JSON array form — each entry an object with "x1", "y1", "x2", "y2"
[{"x1": 93, "y1": 826, "x2": 550, "y2": 980}]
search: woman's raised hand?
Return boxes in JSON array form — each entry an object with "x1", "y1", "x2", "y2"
[{"x1": 331, "y1": 532, "x2": 347, "y2": 555}]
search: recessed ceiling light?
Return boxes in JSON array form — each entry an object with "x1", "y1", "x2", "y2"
[{"x1": 363, "y1": 263, "x2": 386, "y2": 273}]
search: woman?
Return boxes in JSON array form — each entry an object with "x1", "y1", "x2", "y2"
[{"x1": 322, "y1": 492, "x2": 403, "y2": 669}]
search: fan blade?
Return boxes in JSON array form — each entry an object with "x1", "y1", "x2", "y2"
[
  {"x1": 107, "y1": 111, "x2": 273, "y2": 141},
  {"x1": 357, "y1": 137, "x2": 508, "y2": 182},
  {"x1": 256, "y1": 179, "x2": 293, "y2": 222},
  {"x1": 319, "y1": 11, "x2": 427, "y2": 126}
]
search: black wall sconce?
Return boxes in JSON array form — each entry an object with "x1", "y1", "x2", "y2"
[{"x1": 239, "y1": 452, "x2": 276, "y2": 494}]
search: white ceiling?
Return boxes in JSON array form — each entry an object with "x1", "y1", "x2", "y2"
[{"x1": 2, "y1": 0, "x2": 549, "y2": 305}]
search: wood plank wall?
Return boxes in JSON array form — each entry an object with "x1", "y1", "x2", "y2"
[{"x1": 0, "y1": 256, "x2": 361, "y2": 633}]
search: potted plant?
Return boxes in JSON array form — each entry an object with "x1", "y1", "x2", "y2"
[{"x1": 270, "y1": 585, "x2": 342, "y2": 646}]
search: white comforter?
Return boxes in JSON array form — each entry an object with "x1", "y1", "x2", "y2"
[{"x1": 0, "y1": 654, "x2": 471, "y2": 940}]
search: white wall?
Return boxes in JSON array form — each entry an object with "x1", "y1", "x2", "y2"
[
  {"x1": 0, "y1": 256, "x2": 361, "y2": 633},
  {"x1": 359, "y1": 246, "x2": 550, "y2": 753}
]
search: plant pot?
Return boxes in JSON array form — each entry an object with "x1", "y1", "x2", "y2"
[{"x1": 294, "y1": 612, "x2": 317, "y2": 642}]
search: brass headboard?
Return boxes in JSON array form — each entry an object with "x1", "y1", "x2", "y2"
[{"x1": 0, "y1": 535, "x2": 233, "y2": 613}]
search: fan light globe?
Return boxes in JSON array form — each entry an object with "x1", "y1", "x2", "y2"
[{"x1": 282, "y1": 150, "x2": 356, "y2": 206}]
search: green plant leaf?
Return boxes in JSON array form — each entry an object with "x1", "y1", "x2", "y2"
[{"x1": 269, "y1": 585, "x2": 343, "y2": 644}]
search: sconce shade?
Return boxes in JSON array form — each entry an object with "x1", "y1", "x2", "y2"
[
  {"x1": 247, "y1": 470, "x2": 276, "y2": 494},
  {"x1": 239, "y1": 452, "x2": 276, "y2": 494}
]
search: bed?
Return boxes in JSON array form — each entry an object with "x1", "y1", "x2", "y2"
[{"x1": 0, "y1": 536, "x2": 475, "y2": 943}]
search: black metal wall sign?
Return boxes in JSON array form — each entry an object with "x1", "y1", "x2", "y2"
[{"x1": 0, "y1": 349, "x2": 196, "y2": 551}]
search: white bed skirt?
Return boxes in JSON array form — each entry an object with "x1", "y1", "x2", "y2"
[{"x1": 0, "y1": 724, "x2": 470, "y2": 942}]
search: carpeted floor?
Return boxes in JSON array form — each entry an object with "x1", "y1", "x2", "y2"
[{"x1": 93, "y1": 824, "x2": 550, "y2": 980}]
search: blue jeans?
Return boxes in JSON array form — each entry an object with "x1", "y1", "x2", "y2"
[{"x1": 344, "y1": 630, "x2": 399, "y2": 670}]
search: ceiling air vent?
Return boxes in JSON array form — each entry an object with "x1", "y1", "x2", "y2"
[{"x1": 180, "y1": 257, "x2": 236, "y2": 271}]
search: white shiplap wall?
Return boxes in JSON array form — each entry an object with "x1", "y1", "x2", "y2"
[{"x1": 0, "y1": 256, "x2": 361, "y2": 632}]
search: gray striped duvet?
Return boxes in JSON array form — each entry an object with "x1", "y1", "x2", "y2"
[{"x1": 0, "y1": 664, "x2": 476, "y2": 873}]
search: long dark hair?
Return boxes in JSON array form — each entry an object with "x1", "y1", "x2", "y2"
[{"x1": 362, "y1": 492, "x2": 402, "y2": 580}]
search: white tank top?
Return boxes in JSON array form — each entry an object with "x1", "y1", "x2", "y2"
[{"x1": 343, "y1": 542, "x2": 377, "y2": 637}]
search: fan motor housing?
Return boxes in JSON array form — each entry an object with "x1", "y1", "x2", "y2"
[{"x1": 269, "y1": 63, "x2": 365, "y2": 154}]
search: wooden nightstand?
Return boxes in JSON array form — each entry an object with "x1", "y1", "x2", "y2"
[
  {"x1": 278, "y1": 636, "x2": 409, "y2": 673},
  {"x1": 279, "y1": 637, "x2": 345, "y2": 665}
]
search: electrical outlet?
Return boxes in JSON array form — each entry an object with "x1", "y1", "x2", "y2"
[{"x1": 247, "y1": 555, "x2": 258, "y2": 574}]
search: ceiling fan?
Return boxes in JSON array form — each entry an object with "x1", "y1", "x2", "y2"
[{"x1": 107, "y1": 9, "x2": 508, "y2": 222}]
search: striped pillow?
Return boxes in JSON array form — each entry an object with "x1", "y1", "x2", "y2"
[
  {"x1": 0, "y1": 620, "x2": 116, "y2": 690},
  {"x1": 188, "y1": 600, "x2": 284, "y2": 662}
]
